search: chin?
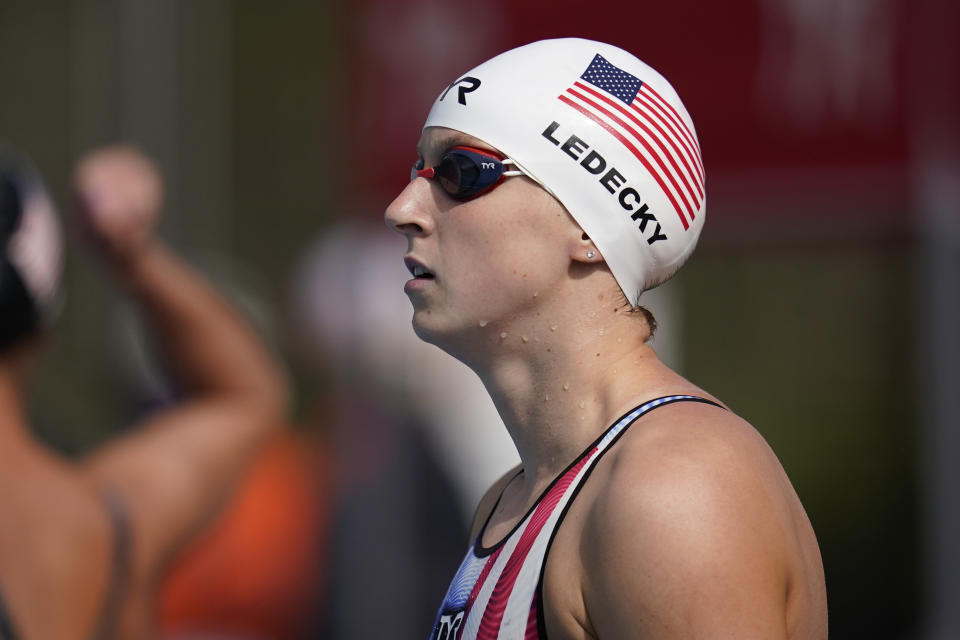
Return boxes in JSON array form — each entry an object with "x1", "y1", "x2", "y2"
[
  {"x1": 410, "y1": 315, "x2": 435, "y2": 343},
  {"x1": 410, "y1": 310, "x2": 449, "y2": 347},
  {"x1": 410, "y1": 310, "x2": 475, "y2": 362}
]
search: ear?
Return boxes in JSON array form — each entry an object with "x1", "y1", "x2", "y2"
[{"x1": 568, "y1": 230, "x2": 602, "y2": 265}]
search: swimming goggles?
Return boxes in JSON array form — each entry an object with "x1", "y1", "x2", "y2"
[{"x1": 411, "y1": 146, "x2": 530, "y2": 201}]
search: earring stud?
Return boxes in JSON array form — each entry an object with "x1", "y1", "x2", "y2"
[{"x1": 586, "y1": 250, "x2": 596, "y2": 259}]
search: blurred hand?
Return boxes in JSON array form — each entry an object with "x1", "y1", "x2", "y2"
[{"x1": 74, "y1": 145, "x2": 163, "y2": 261}]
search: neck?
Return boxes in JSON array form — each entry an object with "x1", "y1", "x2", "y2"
[{"x1": 459, "y1": 300, "x2": 676, "y2": 494}]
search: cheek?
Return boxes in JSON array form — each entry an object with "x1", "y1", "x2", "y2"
[
  {"x1": 443, "y1": 221, "x2": 562, "y2": 304},
  {"x1": 435, "y1": 185, "x2": 573, "y2": 307}
]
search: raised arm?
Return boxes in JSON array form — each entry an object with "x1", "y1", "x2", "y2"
[{"x1": 75, "y1": 147, "x2": 289, "y2": 597}]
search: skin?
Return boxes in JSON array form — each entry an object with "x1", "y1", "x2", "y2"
[
  {"x1": 0, "y1": 147, "x2": 288, "y2": 639},
  {"x1": 386, "y1": 126, "x2": 828, "y2": 639}
]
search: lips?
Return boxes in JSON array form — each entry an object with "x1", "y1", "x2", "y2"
[{"x1": 404, "y1": 256, "x2": 435, "y2": 280}]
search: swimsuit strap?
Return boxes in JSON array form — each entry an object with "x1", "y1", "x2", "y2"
[
  {"x1": 433, "y1": 395, "x2": 724, "y2": 640},
  {"x1": 531, "y1": 394, "x2": 725, "y2": 638},
  {"x1": 0, "y1": 585, "x2": 18, "y2": 640},
  {"x1": 91, "y1": 489, "x2": 133, "y2": 640}
]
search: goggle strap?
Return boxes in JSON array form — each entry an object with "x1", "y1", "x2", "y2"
[
  {"x1": 504, "y1": 157, "x2": 556, "y2": 197},
  {"x1": 500, "y1": 159, "x2": 530, "y2": 179},
  {"x1": 487, "y1": 156, "x2": 551, "y2": 192}
]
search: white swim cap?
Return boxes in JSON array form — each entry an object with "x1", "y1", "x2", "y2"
[{"x1": 423, "y1": 38, "x2": 706, "y2": 305}]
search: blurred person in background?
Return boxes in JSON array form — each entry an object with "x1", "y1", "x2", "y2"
[
  {"x1": 290, "y1": 223, "x2": 519, "y2": 521},
  {"x1": 0, "y1": 145, "x2": 287, "y2": 639},
  {"x1": 156, "y1": 428, "x2": 329, "y2": 640},
  {"x1": 288, "y1": 222, "x2": 517, "y2": 639},
  {"x1": 386, "y1": 38, "x2": 828, "y2": 639},
  {"x1": 102, "y1": 237, "x2": 331, "y2": 639}
]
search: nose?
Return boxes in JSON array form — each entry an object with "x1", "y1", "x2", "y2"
[{"x1": 384, "y1": 178, "x2": 435, "y2": 237}]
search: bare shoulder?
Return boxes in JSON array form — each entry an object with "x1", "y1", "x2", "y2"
[
  {"x1": 605, "y1": 399, "x2": 790, "y2": 500},
  {"x1": 577, "y1": 401, "x2": 826, "y2": 639},
  {"x1": 0, "y1": 445, "x2": 114, "y2": 639},
  {"x1": 588, "y1": 402, "x2": 793, "y2": 572},
  {"x1": 468, "y1": 464, "x2": 523, "y2": 541}
]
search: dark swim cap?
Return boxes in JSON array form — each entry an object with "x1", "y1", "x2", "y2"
[{"x1": 0, "y1": 148, "x2": 63, "y2": 339}]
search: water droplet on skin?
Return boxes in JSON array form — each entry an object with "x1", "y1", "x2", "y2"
[
  {"x1": 578, "y1": 400, "x2": 585, "y2": 409},
  {"x1": 599, "y1": 328, "x2": 605, "y2": 336},
  {"x1": 478, "y1": 320, "x2": 488, "y2": 327},
  {"x1": 544, "y1": 393, "x2": 550, "y2": 401},
  {"x1": 613, "y1": 368, "x2": 618, "y2": 375},
  {"x1": 550, "y1": 325, "x2": 558, "y2": 331},
  {"x1": 500, "y1": 332, "x2": 508, "y2": 339},
  {"x1": 521, "y1": 335, "x2": 529, "y2": 343},
  {"x1": 563, "y1": 383, "x2": 570, "y2": 391},
  {"x1": 533, "y1": 292, "x2": 539, "y2": 298}
]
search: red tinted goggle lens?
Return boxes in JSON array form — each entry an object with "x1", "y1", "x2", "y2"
[{"x1": 412, "y1": 146, "x2": 507, "y2": 200}]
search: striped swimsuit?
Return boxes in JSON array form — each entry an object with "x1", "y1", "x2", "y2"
[{"x1": 428, "y1": 395, "x2": 720, "y2": 640}]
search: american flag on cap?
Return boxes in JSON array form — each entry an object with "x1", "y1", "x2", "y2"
[{"x1": 558, "y1": 54, "x2": 704, "y2": 230}]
